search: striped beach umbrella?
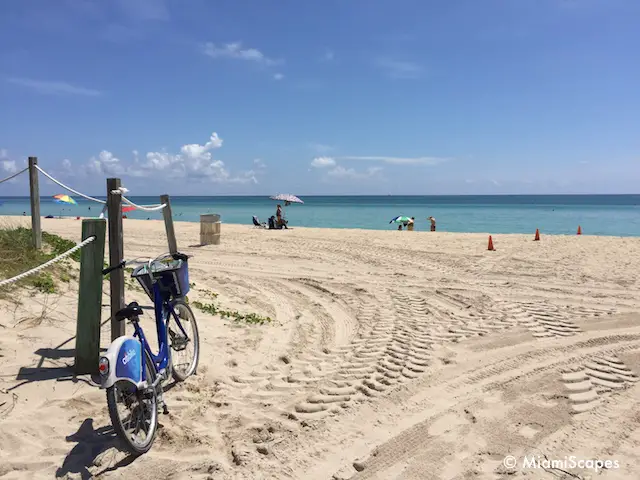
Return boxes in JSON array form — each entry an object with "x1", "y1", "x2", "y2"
[{"x1": 53, "y1": 194, "x2": 77, "y2": 205}]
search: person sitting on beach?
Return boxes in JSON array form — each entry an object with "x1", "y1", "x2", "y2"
[
  {"x1": 428, "y1": 216, "x2": 436, "y2": 231},
  {"x1": 407, "y1": 217, "x2": 415, "y2": 231},
  {"x1": 398, "y1": 224, "x2": 403, "y2": 230}
]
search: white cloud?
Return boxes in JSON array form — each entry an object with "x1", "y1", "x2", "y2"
[
  {"x1": 203, "y1": 42, "x2": 282, "y2": 66},
  {"x1": 6, "y1": 77, "x2": 102, "y2": 96},
  {"x1": 2, "y1": 160, "x2": 17, "y2": 173},
  {"x1": 83, "y1": 132, "x2": 259, "y2": 184},
  {"x1": 253, "y1": 158, "x2": 266, "y2": 169},
  {"x1": 327, "y1": 166, "x2": 383, "y2": 179},
  {"x1": 0, "y1": 149, "x2": 30, "y2": 177},
  {"x1": 311, "y1": 156, "x2": 337, "y2": 168},
  {"x1": 374, "y1": 58, "x2": 423, "y2": 79},
  {"x1": 311, "y1": 151, "x2": 446, "y2": 182},
  {"x1": 340, "y1": 155, "x2": 449, "y2": 165},
  {"x1": 87, "y1": 150, "x2": 126, "y2": 176},
  {"x1": 273, "y1": 73, "x2": 284, "y2": 80}
]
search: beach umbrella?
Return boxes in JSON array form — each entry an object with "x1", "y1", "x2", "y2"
[
  {"x1": 269, "y1": 193, "x2": 304, "y2": 205},
  {"x1": 53, "y1": 194, "x2": 77, "y2": 205},
  {"x1": 390, "y1": 216, "x2": 411, "y2": 224},
  {"x1": 122, "y1": 205, "x2": 136, "y2": 213}
]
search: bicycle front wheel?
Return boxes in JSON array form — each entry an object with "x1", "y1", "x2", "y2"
[
  {"x1": 169, "y1": 299, "x2": 200, "y2": 382},
  {"x1": 106, "y1": 349, "x2": 158, "y2": 455}
]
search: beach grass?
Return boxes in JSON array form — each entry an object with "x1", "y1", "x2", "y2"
[
  {"x1": 0, "y1": 223, "x2": 79, "y2": 297},
  {"x1": 188, "y1": 286, "x2": 272, "y2": 325}
]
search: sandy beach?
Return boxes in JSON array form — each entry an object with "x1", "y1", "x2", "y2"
[{"x1": 1, "y1": 216, "x2": 640, "y2": 479}]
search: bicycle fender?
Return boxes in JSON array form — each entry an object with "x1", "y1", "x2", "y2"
[{"x1": 100, "y1": 336, "x2": 144, "y2": 389}]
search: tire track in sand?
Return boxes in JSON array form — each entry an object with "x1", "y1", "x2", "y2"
[
  {"x1": 323, "y1": 333, "x2": 640, "y2": 479},
  {"x1": 562, "y1": 354, "x2": 639, "y2": 414}
]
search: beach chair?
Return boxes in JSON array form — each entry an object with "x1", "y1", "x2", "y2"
[{"x1": 252, "y1": 215, "x2": 267, "y2": 228}]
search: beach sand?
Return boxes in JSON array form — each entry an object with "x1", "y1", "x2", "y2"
[{"x1": 1, "y1": 216, "x2": 640, "y2": 479}]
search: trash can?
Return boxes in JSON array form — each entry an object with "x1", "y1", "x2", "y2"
[{"x1": 200, "y1": 214, "x2": 221, "y2": 245}]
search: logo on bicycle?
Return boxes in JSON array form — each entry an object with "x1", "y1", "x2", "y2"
[{"x1": 122, "y1": 349, "x2": 136, "y2": 365}]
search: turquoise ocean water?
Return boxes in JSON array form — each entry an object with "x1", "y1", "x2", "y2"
[{"x1": 1, "y1": 195, "x2": 639, "y2": 237}]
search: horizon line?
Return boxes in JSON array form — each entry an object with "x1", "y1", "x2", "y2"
[{"x1": 1, "y1": 193, "x2": 640, "y2": 198}]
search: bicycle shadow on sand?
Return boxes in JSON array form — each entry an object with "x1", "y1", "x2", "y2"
[
  {"x1": 56, "y1": 418, "x2": 137, "y2": 480},
  {"x1": 57, "y1": 379, "x2": 181, "y2": 479}
]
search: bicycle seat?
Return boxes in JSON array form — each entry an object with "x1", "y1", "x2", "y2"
[{"x1": 115, "y1": 302, "x2": 144, "y2": 322}]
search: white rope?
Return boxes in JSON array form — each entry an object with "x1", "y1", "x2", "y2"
[
  {"x1": 109, "y1": 187, "x2": 166, "y2": 211},
  {"x1": 35, "y1": 165, "x2": 106, "y2": 204},
  {"x1": 0, "y1": 236, "x2": 96, "y2": 288},
  {"x1": 120, "y1": 195, "x2": 166, "y2": 211},
  {"x1": 37, "y1": 166, "x2": 166, "y2": 211},
  {"x1": 0, "y1": 167, "x2": 29, "y2": 184}
]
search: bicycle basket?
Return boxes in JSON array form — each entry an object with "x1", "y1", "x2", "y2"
[{"x1": 132, "y1": 258, "x2": 190, "y2": 300}]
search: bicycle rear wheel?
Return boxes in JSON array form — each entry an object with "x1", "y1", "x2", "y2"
[
  {"x1": 106, "y1": 349, "x2": 158, "y2": 455},
  {"x1": 169, "y1": 299, "x2": 200, "y2": 382}
]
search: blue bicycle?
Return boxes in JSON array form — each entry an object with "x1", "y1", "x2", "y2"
[{"x1": 98, "y1": 251, "x2": 200, "y2": 455}]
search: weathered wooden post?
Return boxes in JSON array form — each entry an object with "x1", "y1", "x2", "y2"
[
  {"x1": 74, "y1": 218, "x2": 106, "y2": 374},
  {"x1": 106, "y1": 178, "x2": 125, "y2": 341},
  {"x1": 160, "y1": 194, "x2": 177, "y2": 254},
  {"x1": 28, "y1": 156, "x2": 41, "y2": 249},
  {"x1": 200, "y1": 214, "x2": 221, "y2": 245}
]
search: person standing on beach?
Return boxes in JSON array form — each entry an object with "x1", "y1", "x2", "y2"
[
  {"x1": 428, "y1": 216, "x2": 436, "y2": 231},
  {"x1": 407, "y1": 217, "x2": 415, "y2": 231},
  {"x1": 276, "y1": 204, "x2": 288, "y2": 229}
]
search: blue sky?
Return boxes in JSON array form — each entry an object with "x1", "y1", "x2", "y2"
[{"x1": 0, "y1": 0, "x2": 638, "y2": 196}]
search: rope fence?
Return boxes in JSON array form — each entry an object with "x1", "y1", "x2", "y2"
[
  {"x1": 35, "y1": 165, "x2": 106, "y2": 204},
  {"x1": 121, "y1": 195, "x2": 166, "y2": 211},
  {"x1": 0, "y1": 156, "x2": 180, "y2": 373},
  {"x1": 1, "y1": 163, "x2": 167, "y2": 211},
  {"x1": 0, "y1": 167, "x2": 29, "y2": 184},
  {"x1": 0, "y1": 235, "x2": 96, "y2": 288},
  {"x1": 37, "y1": 165, "x2": 166, "y2": 209}
]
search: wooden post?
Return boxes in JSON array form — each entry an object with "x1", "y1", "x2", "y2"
[
  {"x1": 160, "y1": 194, "x2": 177, "y2": 254},
  {"x1": 107, "y1": 178, "x2": 125, "y2": 341},
  {"x1": 28, "y1": 157, "x2": 41, "y2": 249},
  {"x1": 75, "y1": 218, "x2": 106, "y2": 374}
]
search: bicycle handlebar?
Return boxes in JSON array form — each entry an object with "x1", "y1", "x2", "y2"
[{"x1": 101, "y1": 252, "x2": 191, "y2": 276}]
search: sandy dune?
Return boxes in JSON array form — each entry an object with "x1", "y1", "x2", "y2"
[{"x1": 1, "y1": 217, "x2": 640, "y2": 479}]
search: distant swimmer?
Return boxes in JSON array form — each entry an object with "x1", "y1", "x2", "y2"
[{"x1": 427, "y1": 216, "x2": 436, "y2": 232}]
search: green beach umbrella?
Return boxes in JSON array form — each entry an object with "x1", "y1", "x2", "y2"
[{"x1": 390, "y1": 215, "x2": 412, "y2": 224}]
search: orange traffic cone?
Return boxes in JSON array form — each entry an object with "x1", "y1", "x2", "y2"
[
  {"x1": 534, "y1": 228, "x2": 540, "y2": 241},
  {"x1": 488, "y1": 235, "x2": 495, "y2": 251},
  {"x1": 577, "y1": 225, "x2": 582, "y2": 235}
]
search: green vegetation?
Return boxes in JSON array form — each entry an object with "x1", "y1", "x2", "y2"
[
  {"x1": 42, "y1": 231, "x2": 82, "y2": 262},
  {"x1": 0, "y1": 226, "x2": 81, "y2": 295},
  {"x1": 190, "y1": 287, "x2": 271, "y2": 325}
]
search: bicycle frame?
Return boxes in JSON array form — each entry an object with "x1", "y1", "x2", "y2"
[{"x1": 134, "y1": 273, "x2": 190, "y2": 383}]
